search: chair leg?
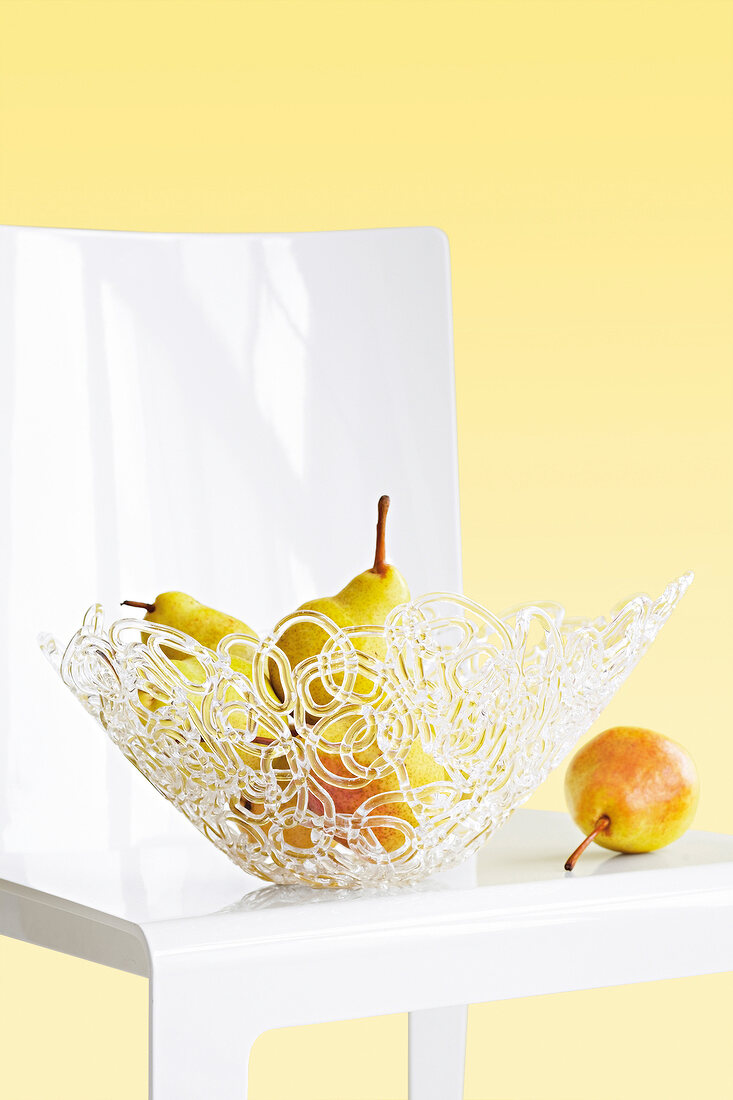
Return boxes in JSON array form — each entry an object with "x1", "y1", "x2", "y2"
[
  {"x1": 149, "y1": 959, "x2": 257, "y2": 1099},
  {"x1": 408, "y1": 1005, "x2": 467, "y2": 1100}
]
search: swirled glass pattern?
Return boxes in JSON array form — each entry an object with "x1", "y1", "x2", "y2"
[{"x1": 40, "y1": 573, "x2": 692, "y2": 888}]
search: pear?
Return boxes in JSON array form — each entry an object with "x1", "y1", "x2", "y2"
[
  {"x1": 241, "y1": 766, "x2": 321, "y2": 859},
  {"x1": 137, "y1": 654, "x2": 280, "y2": 775},
  {"x1": 563, "y1": 726, "x2": 700, "y2": 870},
  {"x1": 122, "y1": 591, "x2": 257, "y2": 651},
  {"x1": 137, "y1": 654, "x2": 207, "y2": 715},
  {"x1": 245, "y1": 798, "x2": 319, "y2": 859},
  {"x1": 309, "y1": 712, "x2": 448, "y2": 854},
  {"x1": 122, "y1": 590, "x2": 276, "y2": 697},
  {"x1": 271, "y1": 496, "x2": 410, "y2": 706}
]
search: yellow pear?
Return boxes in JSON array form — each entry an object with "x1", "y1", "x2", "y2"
[
  {"x1": 271, "y1": 496, "x2": 410, "y2": 706},
  {"x1": 137, "y1": 654, "x2": 280, "y2": 772},
  {"x1": 137, "y1": 653, "x2": 207, "y2": 715},
  {"x1": 123, "y1": 589, "x2": 276, "y2": 702},
  {"x1": 122, "y1": 590, "x2": 257, "y2": 651}
]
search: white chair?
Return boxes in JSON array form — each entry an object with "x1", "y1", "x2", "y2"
[{"x1": 1, "y1": 225, "x2": 731, "y2": 1100}]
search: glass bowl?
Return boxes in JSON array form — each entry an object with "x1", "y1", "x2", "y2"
[{"x1": 40, "y1": 573, "x2": 692, "y2": 888}]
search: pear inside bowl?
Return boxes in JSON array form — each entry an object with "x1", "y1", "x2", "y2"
[{"x1": 41, "y1": 572, "x2": 692, "y2": 889}]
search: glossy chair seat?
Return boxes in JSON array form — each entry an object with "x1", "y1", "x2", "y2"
[
  {"x1": 3, "y1": 809, "x2": 733, "y2": 1098},
  {"x1": 1, "y1": 225, "x2": 731, "y2": 1099}
]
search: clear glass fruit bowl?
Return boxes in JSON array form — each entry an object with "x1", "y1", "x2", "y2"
[{"x1": 40, "y1": 573, "x2": 692, "y2": 889}]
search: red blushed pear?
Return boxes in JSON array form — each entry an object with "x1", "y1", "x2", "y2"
[
  {"x1": 309, "y1": 714, "x2": 448, "y2": 854},
  {"x1": 564, "y1": 726, "x2": 700, "y2": 871}
]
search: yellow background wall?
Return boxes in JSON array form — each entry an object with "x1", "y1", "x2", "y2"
[{"x1": 1, "y1": 1, "x2": 731, "y2": 1097}]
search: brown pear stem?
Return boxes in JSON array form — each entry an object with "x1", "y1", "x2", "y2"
[
  {"x1": 372, "y1": 495, "x2": 390, "y2": 575},
  {"x1": 564, "y1": 815, "x2": 611, "y2": 871},
  {"x1": 121, "y1": 599, "x2": 156, "y2": 613}
]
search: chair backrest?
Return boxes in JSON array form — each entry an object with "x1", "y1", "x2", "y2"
[{"x1": 0, "y1": 225, "x2": 462, "y2": 856}]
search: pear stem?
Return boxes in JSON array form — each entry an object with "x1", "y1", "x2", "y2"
[
  {"x1": 372, "y1": 495, "x2": 390, "y2": 575},
  {"x1": 121, "y1": 600, "x2": 156, "y2": 614},
  {"x1": 564, "y1": 815, "x2": 611, "y2": 871}
]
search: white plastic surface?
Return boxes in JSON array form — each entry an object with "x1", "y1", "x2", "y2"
[
  {"x1": 3, "y1": 809, "x2": 732, "y2": 1098},
  {"x1": 409, "y1": 1006, "x2": 467, "y2": 1100}
]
